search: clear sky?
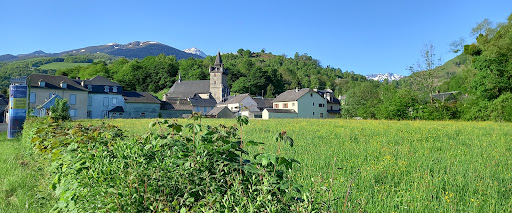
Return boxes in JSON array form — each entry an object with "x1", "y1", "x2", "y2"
[{"x1": 1, "y1": 0, "x2": 511, "y2": 76}]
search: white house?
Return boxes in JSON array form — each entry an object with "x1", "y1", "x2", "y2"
[
  {"x1": 263, "y1": 88, "x2": 328, "y2": 119},
  {"x1": 82, "y1": 76, "x2": 125, "y2": 119}
]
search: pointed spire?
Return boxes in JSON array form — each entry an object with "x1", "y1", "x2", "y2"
[
  {"x1": 178, "y1": 71, "x2": 182, "y2": 82},
  {"x1": 214, "y1": 51, "x2": 222, "y2": 66}
]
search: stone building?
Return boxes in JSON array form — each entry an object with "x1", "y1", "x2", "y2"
[{"x1": 163, "y1": 51, "x2": 229, "y2": 115}]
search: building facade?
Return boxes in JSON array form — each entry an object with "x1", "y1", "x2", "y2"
[{"x1": 28, "y1": 74, "x2": 88, "y2": 120}]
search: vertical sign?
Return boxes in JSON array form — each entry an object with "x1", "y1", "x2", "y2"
[{"x1": 8, "y1": 83, "x2": 28, "y2": 139}]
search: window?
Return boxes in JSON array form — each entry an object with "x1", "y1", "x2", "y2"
[
  {"x1": 274, "y1": 104, "x2": 279, "y2": 109},
  {"x1": 203, "y1": 106, "x2": 207, "y2": 112},
  {"x1": 111, "y1": 97, "x2": 117, "y2": 106},
  {"x1": 214, "y1": 81, "x2": 216, "y2": 85},
  {"x1": 292, "y1": 103, "x2": 295, "y2": 107},
  {"x1": 29, "y1": 92, "x2": 36, "y2": 103},
  {"x1": 330, "y1": 106, "x2": 333, "y2": 110},
  {"x1": 88, "y1": 85, "x2": 92, "y2": 91},
  {"x1": 283, "y1": 103, "x2": 288, "y2": 108},
  {"x1": 318, "y1": 103, "x2": 324, "y2": 107},
  {"x1": 104, "y1": 86, "x2": 109, "y2": 92},
  {"x1": 320, "y1": 113, "x2": 324, "y2": 118},
  {"x1": 69, "y1": 94, "x2": 76, "y2": 105},
  {"x1": 88, "y1": 98, "x2": 92, "y2": 106},
  {"x1": 87, "y1": 110, "x2": 91, "y2": 118},
  {"x1": 113, "y1": 86, "x2": 118, "y2": 93},
  {"x1": 313, "y1": 102, "x2": 315, "y2": 106},
  {"x1": 195, "y1": 106, "x2": 200, "y2": 112},
  {"x1": 310, "y1": 93, "x2": 313, "y2": 97},
  {"x1": 313, "y1": 112, "x2": 315, "y2": 115},
  {"x1": 69, "y1": 109, "x2": 76, "y2": 117},
  {"x1": 140, "y1": 112, "x2": 146, "y2": 116},
  {"x1": 103, "y1": 97, "x2": 109, "y2": 106}
]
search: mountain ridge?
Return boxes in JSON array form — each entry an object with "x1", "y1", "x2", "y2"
[{"x1": 0, "y1": 41, "x2": 204, "y2": 62}]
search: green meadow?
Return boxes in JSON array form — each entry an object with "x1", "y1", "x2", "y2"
[
  {"x1": 39, "y1": 62, "x2": 91, "y2": 70},
  {"x1": 77, "y1": 118, "x2": 512, "y2": 212}
]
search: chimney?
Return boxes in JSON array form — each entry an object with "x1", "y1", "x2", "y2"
[
  {"x1": 295, "y1": 87, "x2": 299, "y2": 92},
  {"x1": 60, "y1": 81, "x2": 67, "y2": 89},
  {"x1": 81, "y1": 81, "x2": 86, "y2": 87},
  {"x1": 38, "y1": 80, "x2": 46, "y2": 87},
  {"x1": 76, "y1": 77, "x2": 80, "y2": 80},
  {"x1": 326, "y1": 92, "x2": 332, "y2": 102}
]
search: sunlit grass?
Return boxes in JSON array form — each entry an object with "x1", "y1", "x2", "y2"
[
  {"x1": 79, "y1": 118, "x2": 512, "y2": 211},
  {"x1": 0, "y1": 132, "x2": 52, "y2": 212}
]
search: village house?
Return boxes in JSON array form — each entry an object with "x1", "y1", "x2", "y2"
[
  {"x1": 206, "y1": 106, "x2": 235, "y2": 118},
  {"x1": 28, "y1": 73, "x2": 162, "y2": 119},
  {"x1": 262, "y1": 88, "x2": 329, "y2": 119},
  {"x1": 315, "y1": 89, "x2": 341, "y2": 118},
  {"x1": 28, "y1": 74, "x2": 88, "y2": 120},
  {"x1": 217, "y1": 93, "x2": 258, "y2": 115},
  {"x1": 121, "y1": 91, "x2": 161, "y2": 118},
  {"x1": 81, "y1": 75, "x2": 125, "y2": 119}
]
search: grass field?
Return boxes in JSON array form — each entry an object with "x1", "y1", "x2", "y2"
[
  {"x1": 0, "y1": 132, "x2": 52, "y2": 212},
  {"x1": 39, "y1": 62, "x2": 91, "y2": 70},
  {"x1": 80, "y1": 118, "x2": 512, "y2": 211}
]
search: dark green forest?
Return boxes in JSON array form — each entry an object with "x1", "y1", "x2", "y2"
[{"x1": 1, "y1": 13, "x2": 511, "y2": 121}]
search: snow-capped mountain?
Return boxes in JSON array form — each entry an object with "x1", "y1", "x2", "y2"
[
  {"x1": 0, "y1": 41, "x2": 204, "y2": 62},
  {"x1": 365, "y1": 73, "x2": 405, "y2": 81},
  {"x1": 183, "y1": 47, "x2": 207, "y2": 58}
]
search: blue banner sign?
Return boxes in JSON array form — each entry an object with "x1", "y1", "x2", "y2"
[{"x1": 8, "y1": 85, "x2": 28, "y2": 139}]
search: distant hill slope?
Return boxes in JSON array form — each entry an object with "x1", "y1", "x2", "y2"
[
  {"x1": 398, "y1": 53, "x2": 472, "y2": 92},
  {"x1": 0, "y1": 41, "x2": 204, "y2": 62}
]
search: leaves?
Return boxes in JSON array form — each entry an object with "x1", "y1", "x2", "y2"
[{"x1": 23, "y1": 116, "x2": 305, "y2": 212}]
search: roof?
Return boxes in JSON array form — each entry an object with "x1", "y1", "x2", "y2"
[
  {"x1": 83, "y1": 75, "x2": 121, "y2": 86},
  {"x1": 264, "y1": 109, "x2": 297, "y2": 114},
  {"x1": 162, "y1": 98, "x2": 192, "y2": 110},
  {"x1": 37, "y1": 94, "x2": 63, "y2": 109},
  {"x1": 254, "y1": 97, "x2": 274, "y2": 109},
  {"x1": 214, "y1": 51, "x2": 223, "y2": 66},
  {"x1": 207, "y1": 106, "x2": 229, "y2": 116},
  {"x1": 225, "y1": 93, "x2": 251, "y2": 104},
  {"x1": 189, "y1": 97, "x2": 217, "y2": 107},
  {"x1": 28, "y1": 74, "x2": 87, "y2": 91},
  {"x1": 122, "y1": 91, "x2": 161, "y2": 104},
  {"x1": 273, "y1": 88, "x2": 314, "y2": 102},
  {"x1": 166, "y1": 80, "x2": 210, "y2": 99},
  {"x1": 108, "y1": 106, "x2": 124, "y2": 112},
  {"x1": 432, "y1": 91, "x2": 458, "y2": 101},
  {"x1": 316, "y1": 89, "x2": 340, "y2": 104}
]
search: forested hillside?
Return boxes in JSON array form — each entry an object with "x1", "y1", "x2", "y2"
[{"x1": 52, "y1": 50, "x2": 368, "y2": 97}]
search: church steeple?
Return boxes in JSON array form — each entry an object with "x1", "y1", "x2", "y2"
[
  {"x1": 209, "y1": 51, "x2": 229, "y2": 103},
  {"x1": 214, "y1": 51, "x2": 222, "y2": 67}
]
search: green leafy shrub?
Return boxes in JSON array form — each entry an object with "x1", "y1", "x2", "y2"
[{"x1": 24, "y1": 116, "x2": 317, "y2": 212}]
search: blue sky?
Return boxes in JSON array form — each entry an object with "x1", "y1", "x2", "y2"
[{"x1": 1, "y1": 0, "x2": 511, "y2": 76}]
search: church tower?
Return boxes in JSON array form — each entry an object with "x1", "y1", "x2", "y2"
[{"x1": 209, "y1": 51, "x2": 229, "y2": 102}]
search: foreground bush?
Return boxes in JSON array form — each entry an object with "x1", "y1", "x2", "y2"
[{"x1": 24, "y1": 116, "x2": 317, "y2": 212}]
